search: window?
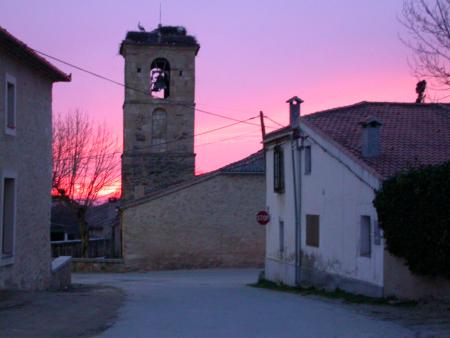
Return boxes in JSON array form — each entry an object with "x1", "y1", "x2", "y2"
[
  {"x1": 150, "y1": 58, "x2": 170, "y2": 99},
  {"x1": 279, "y1": 220, "x2": 284, "y2": 253},
  {"x1": 5, "y1": 74, "x2": 16, "y2": 135},
  {"x1": 360, "y1": 216, "x2": 371, "y2": 257},
  {"x1": 306, "y1": 215, "x2": 319, "y2": 247},
  {"x1": 273, "y1": 145, "x2": 285, "y2": 193},
  {"x1": 151, "y1": 109, "x2": 167, "y2": 152},
  {"x1": 1, "y1": 177, "x2": 16, "y2": 261},
  {"x1": 304, "y1": 146, "x2": 311, "y2": 175}
]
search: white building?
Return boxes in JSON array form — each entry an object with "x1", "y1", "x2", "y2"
[
  {"x1": 264, "y1": 97, "x2": 450, "y2": 299},
  {"x1": 0, "y1": 26, "x2": 70, "y2": 289}
]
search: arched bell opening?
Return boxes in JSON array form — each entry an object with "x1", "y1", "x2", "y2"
[{"x1": 150, "y1": 58, "x2": 170, "y2": 99}]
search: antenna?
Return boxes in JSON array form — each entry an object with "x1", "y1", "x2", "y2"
[{"x1": 159, "y1": 2, "x2": 162, "y2": 26}]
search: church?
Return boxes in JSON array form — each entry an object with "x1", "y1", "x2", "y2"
[{"x1": 119, "y1": 25, "x2": 265, "y2": 270}]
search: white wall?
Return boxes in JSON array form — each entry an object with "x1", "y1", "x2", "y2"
[
  {"x1": 300, "y1": 131, "x2": 383, "y2": 290},
  {"x1": 265, "y1": 140, "x2": 298, "y2": 285},
  {"x1": 265, "y1": 125, "x2": 384, "y2": 294},
  {"x1": 0, "y1": 52, "x2": 53, "y2": 290}
]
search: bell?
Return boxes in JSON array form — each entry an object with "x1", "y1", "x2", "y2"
[{"x1": 152, "y1": 72, "x2": 167, "y2": 92}]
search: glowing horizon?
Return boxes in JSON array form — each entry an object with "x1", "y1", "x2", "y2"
[{"x1": 1, "y1": 0, "x2": 435, "y2": 176}]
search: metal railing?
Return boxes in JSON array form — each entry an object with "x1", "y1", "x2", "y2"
[{"x1": 51, "y1": 238, "x2": 111, "y2": 258}]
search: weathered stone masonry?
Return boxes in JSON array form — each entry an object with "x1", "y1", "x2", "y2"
[
  {"x1": 0, "y1": 27, "x2": 70, "y2": 290},
  {"x1": 120, "y1": 27, "x2": 200, "y2": 200},
  {"x1": 122, "y1": 172, "x2": 266, "y2": 270}
]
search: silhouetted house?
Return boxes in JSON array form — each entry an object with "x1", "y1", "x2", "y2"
[
  {"x1": 87, "y1": 199, "x2": 120, "y2": 257},
  {"x1": 264, "y1": 99, "x2": 450, "y2": 299},
  {"x1": 51, "y1": 200, "x2": 81, "y2": 242},
  {"x1": 0, "y1": 27, "x2": 70, "y2": 290},
  {"x1": 51, "y1": 198, "x2": 120, "y2": 257}
]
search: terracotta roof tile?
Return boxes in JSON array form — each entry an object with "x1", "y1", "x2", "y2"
[
  {"x1": 304, "y1": 102, "x2": 450, "y2": 178},
  {"x1": 220, "y1": 150, "x2": 264, "y2": 174}
]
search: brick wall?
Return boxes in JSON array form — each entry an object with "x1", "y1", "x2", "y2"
[{"x1": 122, "y1": 174, "x2": 266, "y2": 270}]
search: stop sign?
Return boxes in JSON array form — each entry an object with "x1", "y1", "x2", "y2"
[{"x1": 256, "y1": 211, "x2": 270, "y2": 225}]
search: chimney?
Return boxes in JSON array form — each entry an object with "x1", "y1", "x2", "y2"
[
  {"x1": 286, "y1": 96, "x2": 304, "y2": 128},
  {"x1": 359, "y1": 116, "x2": 382, "y2": 157}
]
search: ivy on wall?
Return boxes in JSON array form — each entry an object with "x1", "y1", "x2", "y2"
[{"x1": 373, "y1": 162, "x2": 450, "y2": 279}]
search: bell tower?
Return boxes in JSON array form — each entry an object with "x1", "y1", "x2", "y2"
[{"x1": 120, "y1": 26, "x2": 200, "y2": 200}]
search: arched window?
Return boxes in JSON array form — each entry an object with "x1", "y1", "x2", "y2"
[
  {"x1": 151, "y1": 108, "x2": 167, "y2": 152},
  {"x1": 150, "y1": 58, "x2": 170, "y2": 99}
]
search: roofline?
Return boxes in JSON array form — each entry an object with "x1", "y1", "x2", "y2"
[
  {"x1": 264, "y1": 99, "x2": 450, "y2": 144},
  {"x1": 300, "y1": 118, "x2": 384, "y2": 182},
  {"x1": 0, "y1": 26, "x2": 71, "y2": 82},
  {"x1": 221, "y1": 171, "x2": 264, "y2": 175},
  {"x1": 120, "y1": 168, "x2": 265, "y2": 210},
  {"x1": 120, "y1": 41, "x2": 201, "y2": 56},
  {"x1": 308, "y1": 101, "x2": 450, "y2": 118},
  {"x1": 263, "y1": 126, "x2": 293, "y2": 144},
  {"x1": 218, "y1": 149, "x2": 264, "y2": 173},
  {"x1": 120, "y1": 172, "x2": 219, "y2": 210},
  {"x1": 121, "y1": 150, "x2": 264, "y2": 209}
]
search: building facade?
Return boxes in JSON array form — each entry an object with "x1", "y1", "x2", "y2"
[
  {"x1": 121, "y1": 152, "x2": 266, "y2": 270},
  {"x1": 264, "y1": 99, "x2": 450, "y2": 299},
  {"x1": 120, "y1": 26, "x2": 200, "y2": 200},
  {"x1": 0, "y1": 27, "x2": 70, "y2": 289}
]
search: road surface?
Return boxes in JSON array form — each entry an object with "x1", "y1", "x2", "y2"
[{"x1": 74, "y1": 269, "x2": 413, "y2": 338}]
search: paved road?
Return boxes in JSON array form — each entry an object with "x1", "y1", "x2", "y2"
[{"x1": 74, "y1": 269, "x2": 413, "y2": 338}]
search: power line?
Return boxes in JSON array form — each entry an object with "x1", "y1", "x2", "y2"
[
  {"x1": 196, "y1": 132, "x2": 260, "y2": 148},
  {"x1": 53, "y1": 111, "x2": 286, "y2": 161},
  {"x1": 435, "y1": 93, "x2": 450, "y2": 102},
  {"x1": 54, "y1": 115, "x2": 261, "y2": 161},
  {"x1": 131, "y1": 115, "x2": 260, "y2": 152},
  {"x1": 32, "y1": 48, "x2": 279, "y2": 129},
  {"x1": 263, "y1": 114, "x2": 285, "y2": 128}
]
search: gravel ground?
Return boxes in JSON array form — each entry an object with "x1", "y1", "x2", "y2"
[
  {"x1": 0, "y1": 284, "x2": 125, "y2": 338},
  {"x1": 352, "y1": 300, "x2": 450, "y2": 337}
]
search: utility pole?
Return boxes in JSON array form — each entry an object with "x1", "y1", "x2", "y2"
[{"x1": 259, "y1": 111, "x2": 266, "y2": 140}]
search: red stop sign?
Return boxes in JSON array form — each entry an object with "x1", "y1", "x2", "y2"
[{"x1": 256, "y1": 211, "x2": 270, "y2": 225}]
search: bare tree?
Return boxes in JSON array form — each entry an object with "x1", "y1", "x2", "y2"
[
  {"x1": 52, "y1": 110, "x2": 120, "y2": 257},
  {"x1": 401, "y1": 0, "x2": 450, "y2": 96}
]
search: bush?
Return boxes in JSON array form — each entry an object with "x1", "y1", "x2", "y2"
[{"x1": 373, "y1": 162, "x2": 450, "y2": 279}]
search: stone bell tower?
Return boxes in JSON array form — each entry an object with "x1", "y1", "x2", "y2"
[{"x1": 120, "y1": 25, "x2": 200, "y2": 200}]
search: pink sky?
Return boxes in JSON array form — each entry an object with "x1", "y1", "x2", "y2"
[{"x1": 1, "y1": 1, "x2": 425, "y2": 173}]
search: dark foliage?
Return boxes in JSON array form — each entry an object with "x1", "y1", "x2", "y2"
[{"x1": 373, "y1": 161, "x2": 450, "y2": 278}]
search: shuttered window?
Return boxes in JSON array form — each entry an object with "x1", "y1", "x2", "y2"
[
  {"x1": 2, "y1": 178, "x2": 15, "y2": 258},
  {"x1": 279, "y1": 220, "x2": 284, "y2": 253},
  {"x1": 5, "y1": 74, "x2": 16, "y2": 134},
  {"x1": 306, "y1": 215, "x2": 320, "y2": 247},
  {"x1": 360, "y1": 216, "x2": 371, "y2": 257},
  {"x1": 304, "y1": 146, "x2": 311, "y2": 175},
  {"x1": 273, "y1": 145, "x2": 285, "y2": 193}
]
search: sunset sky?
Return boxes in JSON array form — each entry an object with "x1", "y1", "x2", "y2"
[{"x1": 0, "y1": 1, "x2": 431, "y2": 174}]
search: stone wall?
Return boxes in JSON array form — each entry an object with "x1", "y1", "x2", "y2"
[
  {"x1": 122, "y1": 174, "x2": 266, "y2": 270},
  {"x1": 71, "y1": 258, "x2": 125, "y2": 273},
  {"x1": 384, "y1": 251, "x2": 450, "y2": 300},
  {"x1": 121, "y1": 44, "x2": 197, "y2": 200},
  {"x1": 122, "y1": 151, "x2": 195, "y2": 199},
  {"x1": 0, "y1": 53, "x2": 53, "y2": 290},
  {"x1": 50, "y1": 256, "x2": 72, "y2": 290}
]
